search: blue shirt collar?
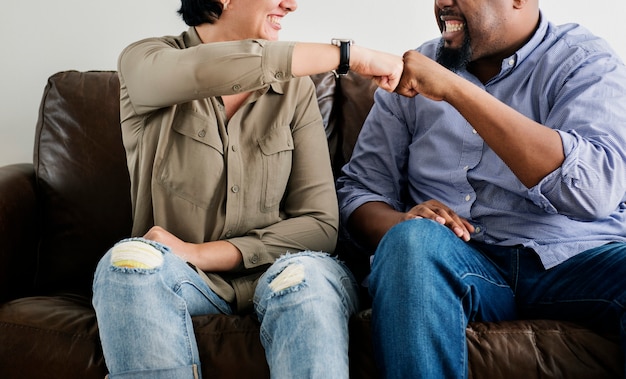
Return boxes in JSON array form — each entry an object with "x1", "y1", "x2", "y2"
[
  {"x1": 507, "y1": 11, "x2": 549, "y2": 71},
  {"x1": 463, "y1": 11, "x2": 549, "y2": 85}
]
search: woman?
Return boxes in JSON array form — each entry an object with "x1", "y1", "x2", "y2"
[{"x1": 92, "y1": 0, "x2": 403, "y2": 378}]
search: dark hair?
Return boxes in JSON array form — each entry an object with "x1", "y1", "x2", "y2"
[{"x1": 178, "y1": 0, "x2": 224, "y2": 26}]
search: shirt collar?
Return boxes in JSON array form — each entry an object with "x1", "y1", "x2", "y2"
[
  {"x1": 508, "y1": 11, "x2": 549, "y2": 69},
  {"x1": 186, "y1": 26, "x2": 203, "y2": 47},
  {"x1": 480, "y1": 11, "x2": 549, "y2": 84}
]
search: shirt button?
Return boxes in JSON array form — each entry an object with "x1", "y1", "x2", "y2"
[
  {"x1": 275, "y1": 72, "x2": 284, "y2": 79},
  {"x1": 508, "y1": 58, "x2": 515, "y2": 66},
  {"x1": 231, "y1": 185, "x2": 240, "y2": 193},
  {"x1": 474, "y1": 227, "x2": 481, "y2": 233},
  {"x1": 472, "y1": 129, "x2": 478, "y2": 134},
  {"x1": 465, "y1": 194, "x2": 471, "y2": 202},
  {"x1": 232, "y1": 84, "x2": 242, "y2": 92},
  {"x1": 198, "y1": 130, "x2": 206, "y2": 138},
  {"x1": 231, "y1": 145, "x2": 238, "y2": 152},
  {"x1": 250, "y1": 255, "x2": 259, "y2": 264},
  {"x1": 225, "y1": 230, "x2": 233, "y2": 238},
  {"x1": 463, "y1": 165, "x2": 469, "y2": 171}
]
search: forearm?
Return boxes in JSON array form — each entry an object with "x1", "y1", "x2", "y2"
[
  {"x1": 292, "y1": 43, "x2": 402, "y2": 92},
  {"x1": 347, "y1": 201, "x2": 408, "y2": 250},
  {"x1": 187, "y1": 240, "x2": 243, "y2": 272},
  {"x1": 143, "y1": 226, "x2": 243, "y2": 272},
  {"x1": 445, "y1": 76, "x2": 564, "y2": 188},
  {"x1": 230, "y1": 215, "x2": 338, "y2": 262},
  {"x1": 290, "y1": 43, "x2": 342, "y2": 77}
]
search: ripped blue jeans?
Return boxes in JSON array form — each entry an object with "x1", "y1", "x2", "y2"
[{"x1": 92, "y1": 238, "x2": 359, "y2": 379}]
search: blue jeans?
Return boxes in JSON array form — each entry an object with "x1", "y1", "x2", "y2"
[
  {"x1": 92, "y1": 238, "x2": 359, "y2": 379},
  {"x1": 369, "y1": 219, "x2": 626, "y2": 379}
]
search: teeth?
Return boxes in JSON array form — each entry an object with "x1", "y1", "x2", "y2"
[
  {"x1": 269, "y1": 16, "x2": 281, "y2": 26},
  {"x1": 445, "y1": 21, "x2": 465, "y2": 32}
]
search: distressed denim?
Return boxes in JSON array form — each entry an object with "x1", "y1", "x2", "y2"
[
  {"x1": 254, "y1": 252, "x2": 359, "y2": 378},
  {"x1": 369, "y1": 219, "x2": 626, "y2": 379},
  {"x1": 93, "y1": 238, "x2": 359, "y2": 379}
]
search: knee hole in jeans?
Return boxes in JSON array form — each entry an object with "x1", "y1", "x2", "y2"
[
  {"x1": 110, "y1": 240, "x2": 164, "y2": 269},
  {"x1": 268, "y1": 263, "x2": 306, "y2": 294}
]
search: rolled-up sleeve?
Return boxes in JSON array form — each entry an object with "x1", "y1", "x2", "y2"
[
  {"x1": 119, "y1": 37, "x2": 295, "y2": 114},
  {"x1": 527, "y1": 49, "x2": 626, "y2": 220}
]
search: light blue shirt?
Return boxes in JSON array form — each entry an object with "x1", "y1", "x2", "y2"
[{"x1": 337, "y1": 15, "x2": 626, "y2": 269}]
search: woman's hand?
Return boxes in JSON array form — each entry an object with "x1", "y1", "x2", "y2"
[
  {"x1": 143, "y1": 226, "x2": 196, "y2": 261},
  {"x1": 143, "y1": 226, "x2": 243, "y2": 271},
  {"x1": 350, "y1": 45, "x2": 404, "y2": 92},
  {"x1": 291, "y1": 43, "x2": 403, "y2": 92},
  {"x1": 406, "y1": 199, "x2": 474, "y2": 241}
]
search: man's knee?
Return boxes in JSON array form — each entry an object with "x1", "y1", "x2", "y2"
[
  {"x1": 382, "y1": 218, "x2": 450, "y2": 247},
  {"x1": 377, "y1": 219, "x2": 446, "y2": 261},
  {"x1": 372, "y1": 219, "x2": 459, "y2": 283}
]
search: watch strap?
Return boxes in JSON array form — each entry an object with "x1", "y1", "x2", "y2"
[{"x1": 331, "y1": 39, "x2": 353, "y2": 75}]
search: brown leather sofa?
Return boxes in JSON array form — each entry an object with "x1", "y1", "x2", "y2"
[{"x1": 0, "y1": 70, "x2": 622, "y2": 379}]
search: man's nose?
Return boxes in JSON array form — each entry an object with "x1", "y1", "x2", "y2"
[{"x1": 281, "y1": 0, "x2": 298, "y2": 12}]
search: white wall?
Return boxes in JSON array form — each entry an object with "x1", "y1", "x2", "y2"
[{"x1": 0, "y1": 1, "x2": 623, "y2": 166}]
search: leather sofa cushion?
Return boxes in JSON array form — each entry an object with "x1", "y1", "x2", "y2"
[{"x1": 1, "y1": 296, "x2": 622, "y2": 379}]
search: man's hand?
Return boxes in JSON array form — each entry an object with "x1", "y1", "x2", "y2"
[
  {"x1": 395, "y1": 50, "x2": 457, "y2": 100},
  {"x1": 407, "y1": 199, "x2": 474, "y2": 241}
]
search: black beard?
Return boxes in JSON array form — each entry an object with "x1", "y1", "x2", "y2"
[{"x1": 436, "y1": 34, "x2": 472, "y2": 72}]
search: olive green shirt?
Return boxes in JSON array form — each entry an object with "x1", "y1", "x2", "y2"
[{"x1": 118, "y1": 27, "x2": 338, "y2": 312}]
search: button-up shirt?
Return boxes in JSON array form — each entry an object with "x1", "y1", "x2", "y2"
[
  {"x1": 337, "y1": 14, "x2": 626, "y2": 269},
  {"x1": 119, "y1": 28, "x2": 338, "y2": 311}
]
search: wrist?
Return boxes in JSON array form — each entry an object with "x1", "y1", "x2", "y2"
[{"x1": 331, "y1": 38, "x2": 354, "y2": 76}]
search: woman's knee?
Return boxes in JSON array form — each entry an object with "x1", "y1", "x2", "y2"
[
  {"x1": 93, "y1": 238, "x2": 172, "y2": 293},
  {"x1": 258, "y1": 252, "x2": 348, "y2": 296},
  {"x1": 254, "y1": 252, "x2": 358, "y2": 315}
]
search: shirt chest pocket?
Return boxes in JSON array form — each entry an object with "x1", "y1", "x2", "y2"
[
  {"x1": 158, "y1": 110, "x2": 225, "y2": 209},
  {"x1": 172, "y1": 110, "x2": 224, "y2": 152},
  {"x1": 258, "y1": 126, "x2": 294, "y2": 212}
]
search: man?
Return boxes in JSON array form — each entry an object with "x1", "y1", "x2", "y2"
[{"x1": 336, "y1": 0, "x2": 626, "y2": 377}]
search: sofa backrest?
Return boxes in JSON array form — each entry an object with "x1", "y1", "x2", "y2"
[
  {"x1": 333, "y1": 73, "x2": 378, "y2": 174},
  {"x1": 30, "y1": 70, "x2": 377, "y2": 296},
  {"x1": 33, "y1": 71, "x2": 133, "y2": 295}
]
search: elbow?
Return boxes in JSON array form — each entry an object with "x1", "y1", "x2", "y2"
[
  {"x1": 320, "y1": 222, "x2": 339, "y2": 253},
  {"x1": 550, "y1": 160, "x2": 625, "y2": 220},
  {"x1": 310, "y1": 218, "x2": 338, "y2": 254},
  {"x1": 584, "y1": 202, "x2": 618, "y2": 220},
  {"x1": 558, "y1": 195, "x2": 619, "y2": 221}
]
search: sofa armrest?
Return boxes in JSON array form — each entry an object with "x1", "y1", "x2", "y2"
[{"x1": 0, "y1": 163, "x2": 39, "y2": 301}]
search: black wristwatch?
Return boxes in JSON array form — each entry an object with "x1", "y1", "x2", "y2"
[{"x1": 331, "y1": 38, "x2": 354, "y2": 76}]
